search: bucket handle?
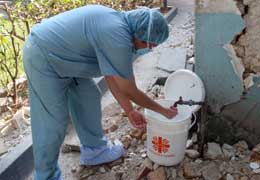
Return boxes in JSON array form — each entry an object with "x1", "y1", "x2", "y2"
[{"x1": 189, "y1": 113, "x2": 197, "y2": 130}]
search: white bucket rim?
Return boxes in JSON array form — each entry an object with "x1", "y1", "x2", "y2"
[{"x1": 144, "y1": 99, "x2": 192, "y2": 124}]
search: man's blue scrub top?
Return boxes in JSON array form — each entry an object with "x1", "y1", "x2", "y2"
[{"x1": 31, "y1": 5, "x2": 134, "y2": 79}]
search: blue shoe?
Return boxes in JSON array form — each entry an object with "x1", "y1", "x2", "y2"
[{"x1": 80, "y1": 140, "x2": 125, "y2": 166}]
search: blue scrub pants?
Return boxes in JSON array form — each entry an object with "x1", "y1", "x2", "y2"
[{"x1": 23, "y1": 35, "x2": 107, "y2": 180}]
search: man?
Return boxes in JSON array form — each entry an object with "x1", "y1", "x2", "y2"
[{"x1": 23, "y1": 5, "x2": 177, "y2": 180}]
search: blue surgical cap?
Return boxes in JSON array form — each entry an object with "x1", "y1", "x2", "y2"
[{"x1": 124, "y1": 8, "x2": 169, "y2": 45}]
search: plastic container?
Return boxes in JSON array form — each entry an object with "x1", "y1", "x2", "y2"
[
  {"x1": 145, "y1": 69, "x2": 205, "y2": 166},
  {"x1": 145, "y1": 99, "x2": 194, "y2": 166}
]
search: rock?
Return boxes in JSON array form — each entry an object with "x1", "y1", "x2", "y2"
[
  {"x1": 0, "y1": 97, "x2": 8, "y2": 106},
  {"x1": 201, "y1": 162, "x2": 221, "y2": 180},
  {"x1": 14, "y1": 77, "x2": 27, "y2": 90},
  {"x1": 23, "y1": 106, "x2": 30, "y2": 118},
  {"x1": 251, "y1": 175, "x2": 260, "y2": 180},
  {"x1": 88, "y1": 172, "x2": 117, "y2": 180},
  {"x1": 137, "y1": 158, "x2": 153, "y2": 180},
  {"x1": 79, "y1": 168, "x2": 96, "y2": 179},
  {"x1": 253, "y1": 168, "x2": 260, "y2": 174},
  {"x1": 219, "y1": 162, "x2": 228, "y2": 173},
  {"x1": 0, "y1": 97, "x2": 8, "y2": 113},
  {"x1": 12, "y1": 109, "x2": 28, "y2": 129},
  {"x1": 0, "y1": 141, "x2": 8, "y2": 156},
  {"x1": 99, "y1": 167, "x2": 106, "y2": 173},
  {"x1": 240, "y1": 176, "x2": 249, "y2": 180},
  {"x1": 108, "y1": 158, "x2": 123, "y2": 168},
  {"x1": 0, "y1": 124, "x2": 14, "y2": 137},
  {"x1": 151, "y1": 85, "x2": 161, "y2": 97},
  {"x1": 104, "y1": 127, "x2": 110, "y2": 134},
  {"x1": 185, "y1": 149, "x2": 200, "y2": 159},
  {"x1": 234, "y1": 141, "x2": 249, "y2": 154},
  {"x1": 130, "y1": 129, "x2": 144, "y2": 139},
  {"x1": 157, "y1": 48, "x2": 187, "y2": 72},
  {"x1": 111, "y1": 165, "x2": 121, "y2": 171},
  {"x1": 183, "y1": 161, "x2": 202, "y2": 178},
  {"x1": 187, "y1": 57, "x2": 195, "y2": 64},
  {"x1": 115, "y1": 171, "x2": 123, "y2": 180},
  {"x1": 195, "y1": 159, "x2": 203, "y2": 164},
  {"x1": 140, "y1": 148, "x2": 146, "y2": 153},
  {"x1": 205, "y1": 142, "x2": 223, "y2": 160},
  {"x1": 141, "y1": 133, "x2": 147, "y2": 142},
  {"x1": 251, "y1": 143, "x2": 260, "y2": 162},
  {"x1": 239, "y1": 166, "x2": 252, "y2": 175},
  {"x1": 153, "y1": 163, "x2": 160, "y2": 170},
  {"x1": 226, "y1": 174, "x2": 235, "y2": 180},
  {"x1": 109, "y1": 123, "x2": 118, "y2": 132},
  {"x1": 186, "y1": 139, "x2": 193, "y2": 149},
  {"x1": 141, "y1": 153, "x2": 147, "y2": 158},
  {"x1": 71, "y1": 166, "x2": 77, "y2": 173},
  {"x1": 191, "y1": 133, "x2": 198, "y2": 143},
  {"x1": 249, "y1": 162, "x2": 260, "y2": 170},
  {"x1": 0, "y1": 88, "x2": 7, "y2": 98},
  {"x1": 131, "y1": 138, "x2": 137, "y2": 147},
  {"x1": 252, "y1": 143, "x2": 260, "y2": 153},
  {"x1": 121, "y1": 135, "x2": 132, "y2": 149},
  {"x1": 222, "y1": 143, "x2": 236, "y2": 160},
  {"x1": 143, "y1": 158, "x2": 153, "y2": 169},
  {"x1": 61, "y1": 143, "x2": 80, "y2": 153},
  {"x1": 147, "y1": 167, "x2": 166, "y2": 180}
]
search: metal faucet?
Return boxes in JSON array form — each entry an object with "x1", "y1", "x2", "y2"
[{"x1": 173, "y1": 96, "x2": 204, "y2": 107}]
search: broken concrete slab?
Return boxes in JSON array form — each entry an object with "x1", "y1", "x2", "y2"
[
  {"x1": 164, "y1": 6, "x2": 178, "y2": 23},
  {"x1": 201, "y1": 162, "x2": 222, "y2": 180},
  {"x1": 185, "y1": 149, "x2": 200, "y2": 159},
  {"x1": 157, "y1": 47, "x2": 187, "y2": 72},
  {"x1": 183, "y1": 161, "x2": 203, "y2": 178},
  {"x1": 0, "y1": 135, "x2": 33, "y2": 180},
  {"x1": 147, "y1": 167, "x2": 166, "y2": 180},
  {"x1": 204, "y1": 142, "x2": 224, "y2": 160}
]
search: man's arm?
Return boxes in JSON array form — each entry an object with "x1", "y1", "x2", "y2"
[
  {"x1": 105, "y1": 76, "x2": 177, "y2": 119},
  {"x1": 105, "y1": 76, "x2": 146, "y2": 128}
]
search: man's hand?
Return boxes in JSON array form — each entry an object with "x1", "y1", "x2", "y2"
[
  {"x1": 128, "y1": 110, "x2": 146, "y2": 129},
  {"x1": 160, "y1": 106, "x2": 178, "y2": 119}
]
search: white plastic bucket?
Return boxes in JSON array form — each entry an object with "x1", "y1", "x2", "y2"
[{"x1": 145, "y1": 99, "x2": 195, "y2": 166}]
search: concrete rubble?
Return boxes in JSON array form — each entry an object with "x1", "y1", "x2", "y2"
[
  {"x1": 61, "y1": 86, "x2": 260, "y2": 180},
  {"x1": 1, "y1": 0, "x2": 258, "y2": 179}
]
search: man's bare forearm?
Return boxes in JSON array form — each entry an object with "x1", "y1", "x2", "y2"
[
  {"x1": 105, "y1": 75, "x2": 166, "y2": 115},
  {"x1": 126, "y1": 88, "x2": 165, "y2": 114},
  {"x1": 105, "y1": 76, "x2": 134, "y2": 115}
]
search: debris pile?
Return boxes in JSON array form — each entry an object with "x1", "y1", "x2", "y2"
[
  {"x1": 61, "y1": 99, "x2": 260, "y2": 180},
  {"x1": 0, "y1": 77, "x2": 30, "y2": 159}
]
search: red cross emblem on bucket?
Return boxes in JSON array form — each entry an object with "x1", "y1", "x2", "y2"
[{"x1": 152, "y1": 136, "x2": 170, "y2": 154}]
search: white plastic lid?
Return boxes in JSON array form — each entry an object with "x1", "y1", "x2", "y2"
[{"x1": 164, "y1": 69, "x2": 205, "y2": 113}]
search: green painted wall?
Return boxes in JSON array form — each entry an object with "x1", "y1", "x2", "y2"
[{"x1": 195, "y1": 12, "x2": 260, "y2": 146}]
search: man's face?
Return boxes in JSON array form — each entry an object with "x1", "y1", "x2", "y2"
[{"x1": 133, "y1": 38, "x2": 157, "y2": 50}]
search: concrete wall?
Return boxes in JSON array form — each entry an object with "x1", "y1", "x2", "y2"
[{"x1": 195, "y1": 0, "x2": 260, "y2": 147}]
